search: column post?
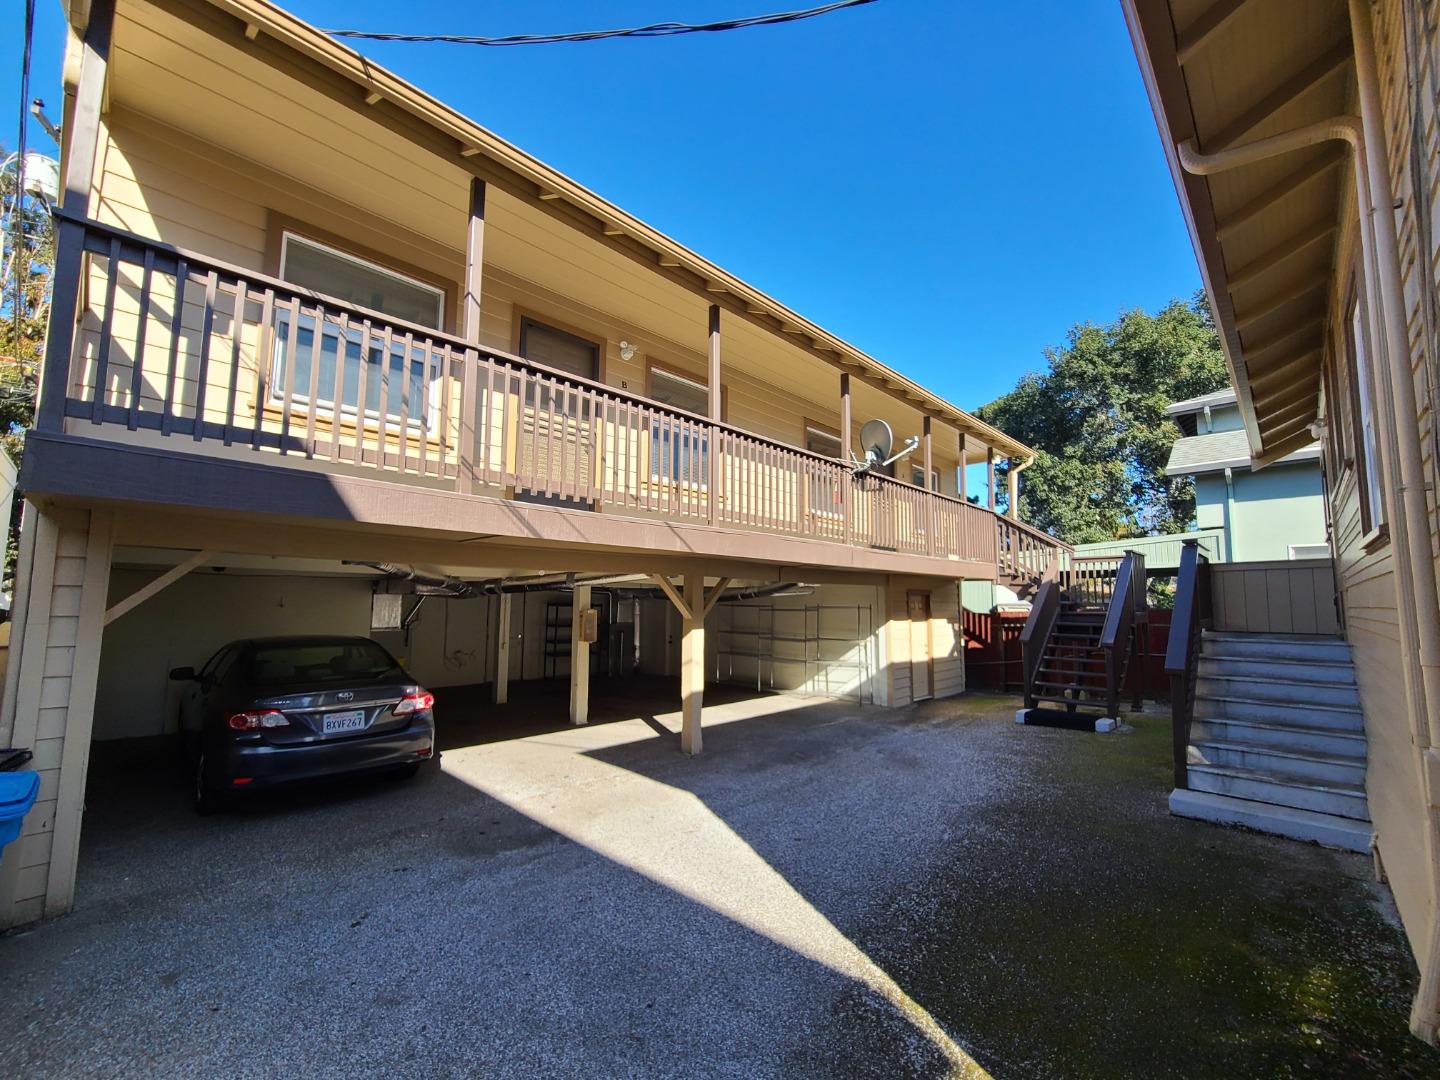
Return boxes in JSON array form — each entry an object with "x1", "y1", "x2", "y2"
[
  {"x1": 958, "y1": 432, "x2": 967, "y2": 503},
  {"x1": 922, "y1": 416, "x2": 935, "y2": 555},
  {"x1": 458, "y1": 177, "x2": 487, "y2": 494},
  {"x1": 680, "y1": 573, "x2": 705, "y2": 755},
  {"x1": 707, "y1": 304, "x2": 721, "y2": 524},
  {"x1": 840, "y1": 373, "x2": 853, "y2": 544},
  {"x1": 569, "y1": 584, "x2": 592, "y2": 725},
  {"x1": 986, "y1": 447, "x2": 996, "y2": 512},
  {"x1": 492, "y1": 591, "x2": 511, "y2": 705}
]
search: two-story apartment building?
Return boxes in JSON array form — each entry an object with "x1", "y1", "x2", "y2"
[
  {"x1": 1126, "y1": 0, "x2": 1440, "y2": 1041},
  {"x1": 1165, "y1": 387, "x2": 1327, "y2": 561},
  {"x1": 0, "y1": 0, "x2": 1064, "y2": 930}
]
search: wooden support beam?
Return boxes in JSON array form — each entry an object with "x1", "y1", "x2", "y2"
[
  {"x1": 103, "y1": 549, "x2": 211, "y2": 626},
  {"x1": 569, "y1": 584, "x2": 591, "y2": 726},
  {"x1": 536, "y1": 188, "x2": 560, "y2": 198},
  {"x1": 922, "y1": 417, "x2": 935, "y2": 555},
  {"x1": 707, "y1": 306, "x2": 722, "y2": 422},
  {"x1": 1216, "y1": 147, "x2": 1346, "y2": 240},
  {"x1": 364, "y1": 90, "x2": 383, "y2": 106},
  {"x1": 650, "y1": 573, "x2": 692, "y2": 621},
  {"x1": 1175, "y1": 0, "x2": 1253, "y2": 66},
  {"x1": 680, "y1": 573, "x2": 705, "y2": 755},
  {"x1": 1234, "y1": 279, "x2": 1328, "y2": 333},
  {"x1": 958, "y1": 432, "x2": 968, "y2": 502},
  {"x1": 492, "y1": 591, "x2": 511, "y2": 705},
  {"x1": 986, "y1": 447, "x2": 996, "y2": 512},
  {"x1": 1208, "y1": 42, "x2": 1351, "y2": 152},
  {"x1": 1244, "y1": 314, "x2": 1323, "y2": 364},
  {"x1": 1227, "y1": 220, "x2": 1336, "y2": 290},
  {"x1": 1249, "y1": 348, "x2": 1321, "y2": 393},
  {"x1": 459, "y1": 178, "x2": 486, "y2": 495},
  {"x1": 840, "y1": 372, "x2": 853, "y2": 544},
  {"x1": 61, "y1": 0, "x2": 114, "y2": 213},
  {"x1": 700, "y1": 577, "x2": 732, "y2": 621},
  {"x1": 243, "y1": 21, "x2": 260, "y2": 40},
  {"x1": 602, "y1": 225, "x2": 624, "y2": 237}
]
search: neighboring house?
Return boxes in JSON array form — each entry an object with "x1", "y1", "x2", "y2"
[
  {"x1": 1126, "y1": 0, "x2": 1440, "y2": 1042},
  {"x1": 0, "y1": 0, "x2": 1064, "y2": 929},
  {"x1": 1165, "y1": 388, "x2": 1327, "y2": 561}
]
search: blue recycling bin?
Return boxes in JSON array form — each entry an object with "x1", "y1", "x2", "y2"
[{"x1": 0, "y1": 770, "x2": 40, "y2": 851}]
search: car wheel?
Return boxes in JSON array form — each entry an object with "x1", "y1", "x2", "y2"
[{"x1": 193, "y1": 753, "x2": 225, "y2": 816}]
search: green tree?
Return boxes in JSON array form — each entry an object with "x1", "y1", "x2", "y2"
[
  {"x1": 0, "y1": 147, "x2": 52, "y2": 463},
  {"x1": 976, "y1": 294, "x2": 1228, "y2": 545}
]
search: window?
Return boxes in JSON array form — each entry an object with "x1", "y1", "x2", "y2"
[
  {"x1": 1289, "y1": 543, "x2": 1331, "y2": 560},
  {"x1": 1347, "y1": 296, "x2": 1387, "y2": 535},
  {"x1": 804, "y1": 424, "x2": 844, "y2": 515},
  {"x1": 272, "y1": 234, "x2": 446, "y2": 429},
  {"x1": 911, "y1": 465, "x2": 940, "y2": 491},
  {"x1": 648, "y1": 367, "x2": 711, "y2": 486}
]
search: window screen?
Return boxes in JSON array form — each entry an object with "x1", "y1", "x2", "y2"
[
  {"x1": 280, "y1": 235, "x2": 443, "y2": 329},
  {"x1": 805, "y1": 426, "x2": 842, "y2": 459},
  {"x1": 650, "y1": 368, "x2": 709, "y2": 415},
  {"x1": 1349, "y1": 301, "x2": 1386, "y2": 532}
]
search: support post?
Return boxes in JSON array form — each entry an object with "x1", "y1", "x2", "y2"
[
  {"x1": 958, "y1": 432, "x2": 967, "y2": 502},
  {"x1": 986, "y1": 447, "x2": 996, "y2": 512},
  {"x1": 707, "y1": 304, "x2": 721, "y2": 523},
  {"x1": 840, "y1": 373, "x2": 853, "y2": 543},
  {"x1": 492, "y1": 591, "x2": 511, "y2": 705},
  {"x1": 681, "y1": 573, "x2": 705, "y2": 755},
  {"x1": 922, "y1": 416, "x2": 935, "y2": 554},
  {"x1": 458, "y1": 177, "x2": 486, "y2": 494},
  {"x1": 569, "y1": 584, "x2": 591, "y2": 725}
]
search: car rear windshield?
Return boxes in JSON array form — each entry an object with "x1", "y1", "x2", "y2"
[{"x1": 247, "y1": 641, "x2": 400, "y2": 685}]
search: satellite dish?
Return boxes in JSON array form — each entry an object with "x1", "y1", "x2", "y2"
[{"x1": 859, "y1": 419, "x2": 893, "y2": 467}]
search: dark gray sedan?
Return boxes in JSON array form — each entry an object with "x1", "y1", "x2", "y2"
[{"x1": 172, "y1": 636, "x2": 435, "y2": 814}]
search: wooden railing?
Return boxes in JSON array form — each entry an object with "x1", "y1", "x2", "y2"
[
  {"x1": 1019, "y1": 578, "x2": 1061, "y2": 711},
  {"x1": 40, "y1": 212, "x2": 1070, "y2": 578},
  {"x1": 1098, "y1": 551, "x2": 1147, "y2": 718},
  {"x1": 1066, "y1": 555, "x2": 1126, "y2": 609},
  {"x1": 1165, "y1": 541, "x2": 1211, "y2": 789}
]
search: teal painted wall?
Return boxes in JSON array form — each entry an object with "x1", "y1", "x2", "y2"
[
  {"x1": 1193, "y1": 461, "x2": 1326, "y2": 562},
  {"x1": 1203, "y1": 401, "x2": 1246, "y2": 433}
]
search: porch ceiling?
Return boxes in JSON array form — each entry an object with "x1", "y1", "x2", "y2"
[
  {"x1": 84, "y1": 0, "x2": 1032, "y2": 465},
  {"x1": 1125, "y1": 0, "x2": 1352, "y2": 465}
]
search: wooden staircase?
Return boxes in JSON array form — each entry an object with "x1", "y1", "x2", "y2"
[{"x1": 1020, "y1": 553, "x2": 1148, "y2": 724}]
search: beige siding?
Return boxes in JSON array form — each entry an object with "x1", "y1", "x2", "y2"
[{"x1": 0, "y1": 507, "x2": 112, "y2": 929}]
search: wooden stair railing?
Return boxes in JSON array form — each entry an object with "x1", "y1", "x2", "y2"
[
  {"x1": 1021, "y1": 550, "x2": 1148, "y2": 718},
  {"x1": 1164, "y1": 540, "x2": 1212, "y2": 788}
]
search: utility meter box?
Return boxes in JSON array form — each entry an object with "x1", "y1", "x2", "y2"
[{"x1": 578, "y1": 607, "x2": 599, "y2": 644}]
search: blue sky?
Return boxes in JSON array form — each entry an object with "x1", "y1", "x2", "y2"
[{"x1": 2, "y1": 0, "x2": 1200, "y2": 412}]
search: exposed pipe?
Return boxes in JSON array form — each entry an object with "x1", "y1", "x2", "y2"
[
  {"x1": 349, "y1": 561, "x2": 476, "y2": 598},
  {"x1": 1007, "y1": 456, "x2": 1032, "y2": 521}
]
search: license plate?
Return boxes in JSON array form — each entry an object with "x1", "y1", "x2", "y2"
[{"x1": 322, "y1": 709, "x2": 368, "y2": 734}]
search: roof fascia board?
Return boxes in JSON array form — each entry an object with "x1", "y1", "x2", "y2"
[{"x1": 1121, "y1": 0, "x2": 1268, "y2": 462}]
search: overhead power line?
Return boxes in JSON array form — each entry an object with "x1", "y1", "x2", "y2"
[{"x1": 322, "y1": 0, "x2": 880, "y2": 47}]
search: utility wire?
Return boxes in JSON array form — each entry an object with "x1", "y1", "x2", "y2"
[
  {"x1": 323, "y1": 0, "x2": 879, "y2": 47},
  {"x1": 11, "y1": 0, "x2": 37, "y2": 342}
]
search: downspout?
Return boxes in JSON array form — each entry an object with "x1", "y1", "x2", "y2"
[
  {"x1": 1175, "y1": 6, "x2": 1440, "y2": 1039},
  {"x1": 1222, "y1": 467, "x2": 1236, "y2": 562}
]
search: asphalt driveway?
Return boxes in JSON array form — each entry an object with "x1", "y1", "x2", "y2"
[{"x1": 1, "y1": 683, "x2": 1433, "y2": 1078}]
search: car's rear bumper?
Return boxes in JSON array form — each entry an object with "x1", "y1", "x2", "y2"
[{"x1": 213, "y1": 716, "x2": 435, "y2": 789}]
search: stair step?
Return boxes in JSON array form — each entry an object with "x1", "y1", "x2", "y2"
[
  {"x1": 1201, "y1": 631, "x2": 1351, "y2": 664},
  {"x1": 1168, "y1": 788, "x2": 1373, "y2": 853},
  {"x1": 1195, "y1": 674, "x2": 1360, "y2": 709},
  {"x1": 1190, "y1": 717, "x2": 1366, "y2": 756},
  {"x1": 1186, "y1": 764, "x2": 1369, "y2": 821},
  {"x1": 1030, "y1": 693, "x2": 1110, "y2": 710},
  {"x1": 1197, "y1": 692, "x2": 1364, "y2": 730},
  {"x1": 1189, "y1": 740, "x2": 1366, "y2": 786},
  {"x1": 1197, "y1": 655, "x2": 1357, "y2": 686}
]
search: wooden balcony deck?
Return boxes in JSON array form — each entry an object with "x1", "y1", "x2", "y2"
[{"x1": 31, "y1": 212, "x2": 1067, "y2": 582}]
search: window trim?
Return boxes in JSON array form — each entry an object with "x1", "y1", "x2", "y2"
[
  {"x1": 1343, "y1": 281, "x2": 1388, "y2": 547},
  {"x1": 801, "y1": 418, "x2": 842, "y2": 458},
  {"x1": 511, "y1": 307, "x2": 607, "y2": 385},
  {"x1": 264, "y1": 211, "x2": 457, "y2": 332},
  {"x1": 646, "y1": 358, "x2": 725, "y2": 421},
  {"x1": 279, "y1": 231, "x2": 447, "y2": 331}
]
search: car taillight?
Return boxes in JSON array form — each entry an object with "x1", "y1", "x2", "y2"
[
  {"x1": 394, "y1": 690, "x2": 435, "y2": 715},
  {"x1": 227, "y1": 709, "x2": 290, "y2": 731}
]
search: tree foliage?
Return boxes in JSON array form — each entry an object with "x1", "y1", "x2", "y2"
[
  {"x1": 976, "y1": 295, "x2": 1228, "y2": 545},
  {"x1": 0, "y1": 149, "x2": 51, "y2": 463}
]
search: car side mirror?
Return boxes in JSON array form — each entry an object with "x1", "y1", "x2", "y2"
[{"x1": 169, "y1": 666, "x2": 197, "y2": 682}]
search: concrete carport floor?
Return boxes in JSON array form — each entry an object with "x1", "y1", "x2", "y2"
[{"x1": 2, "y1": 690, "x2": 1433, "y2": 1078}]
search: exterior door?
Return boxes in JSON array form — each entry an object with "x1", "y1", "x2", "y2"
[
  {"x1": 908, "y1": 591, "x2": 934, "y2": 701},
  {"x1": 515, "y1": 318, "x2": 600, "y2": 508}
]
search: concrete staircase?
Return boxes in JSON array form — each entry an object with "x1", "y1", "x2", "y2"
[{"x1": 1169, "y1": 630, "x2": 1372, "y2": 853}]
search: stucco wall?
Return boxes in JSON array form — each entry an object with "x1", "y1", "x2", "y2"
[{"x1": 1193, "y1": 462, "x2": 1327, "y2": 562}]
